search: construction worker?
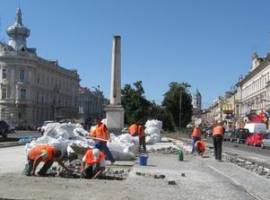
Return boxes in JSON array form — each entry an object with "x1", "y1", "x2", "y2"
[
  {"x1": 191, "y1": 124, "x2": 202, "y2": 154},
  {"x1": 138, "y1": 123, "x2": 146, "y2": 153},
  {"x1": 24, "y1": 144, "x2": 69, "y2": 176},
  {"x1": 212, "y1": 120, "x2": 225, "y2": 161},
  {"x1": 195, "y1": 140, "x2": 206, "y2": 156},
  {"x1": 128, "y1": 123, "x2": 138, "y2": 136},
  {"x1": 90, "y1": 117, "x2": 115, "y2": 164},
  {"x1": 81, "y1": 148, "x2": 106, "y2": 179}
]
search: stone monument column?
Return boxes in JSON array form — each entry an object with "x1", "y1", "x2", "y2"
[{"x1": 105, "y1": 36, "x2": 124, "y2": 132}]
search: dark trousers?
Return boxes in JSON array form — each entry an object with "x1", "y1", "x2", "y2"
[
  {"x1": 95, "y1": 142, "x2": 115, "y2": 163},
  {"x1": 213, "y1": 135, "x2": 223, "y2": 160},
  {"x1": 81, "y1": 166, "x2": 94, "y2": 179},
  {"x1": 81, "y1": 165, "x2": 104, "y2": 179},
  {"x1": 139, "y1": 136, "x2": 146, "y2": 153},
  {"x1": 24, "y1": 159, "x2": 54, "y2": 176},
  {"x1": 192, "y1": 137, "x2": 201, "y2": 154}
]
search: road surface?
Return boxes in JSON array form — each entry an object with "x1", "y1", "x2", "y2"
[{"x1": 0, "y1": 141, "x2": 270, "y2": 200}]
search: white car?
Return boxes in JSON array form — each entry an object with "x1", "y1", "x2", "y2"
[{"x1": 261, "y1": 133, "x2": 270, "y2": 149}]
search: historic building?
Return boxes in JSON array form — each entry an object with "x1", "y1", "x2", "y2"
[
  {"x1": 192, "y1": 89, "x2": 202, "y2": 112},
  {"x1": 236, "y1": 53, "x2": 270, "y2": 118},
  {"x1": 78, "y1": 86, "x2": 106, "y2": 124},
  {"x1": 0, "y1": 8, "x2": 80, "y2": 128}
]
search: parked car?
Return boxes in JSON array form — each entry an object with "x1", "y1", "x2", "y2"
[
  {"x1": 0, "y1": 120, "x2": 14, "y2": 138},
  {"x1": 224, "y1": 130, "x2": 234, "y2": 141},
  {"x1": 261, "y1": 133, "x2": 270, "y2": 149},
  {"x1": 246, "y1": 133, "x2": 265, "y2": 147},
  {"x1": 231, "y1": 128, "x2": 251, "y2": 143}
]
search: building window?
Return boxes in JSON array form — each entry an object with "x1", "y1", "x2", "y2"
[
  {"x1": 2, "y1": 69, "x2": 7, "y2": 79},
  {"x1": 20, "y1": 69, "x2": 25, "y2": 81},
  {"x1": 20, "y1": 88, "x2": 26, "y2": 100},
  {"x1": 1, "y1": 88, "x2": 7, "y2": 99}
]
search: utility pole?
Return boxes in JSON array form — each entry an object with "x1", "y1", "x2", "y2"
[{"x1": 179, "y1": 90, "x2": 182, "y2": 129}]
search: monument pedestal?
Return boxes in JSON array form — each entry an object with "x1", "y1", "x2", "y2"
[{"x1": 105, "y1": 105, "x2": 124, "y2": 133}]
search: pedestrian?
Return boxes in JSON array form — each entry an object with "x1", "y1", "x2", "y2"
[
  {"x1": 81, "y1": 148, "x2": 106, "y2": 179},
  {"x1": 128, "y1": 123, "x2": 138, "y2": 136},
  {"x1": 212, "y1": 120, "x2": 225, "y2": 161},
  {"x1": 90, "y1": 117, "x2": 115, "y2": 164},
  {"x1": 191, "y1": 124, "x2": 202, "y2": 154},
  {"x1": 138, "y1": 123, "x2": 146, "y2": 153},
  {"x1": 24, "y1": 144, "x2": 69, "y2": 176}
]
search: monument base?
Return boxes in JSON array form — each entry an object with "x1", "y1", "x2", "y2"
[{"x1": 105, "y1": 104, "x2": 124, "y2": 133}]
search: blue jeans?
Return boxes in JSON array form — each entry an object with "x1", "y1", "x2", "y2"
[
  {"x1": 192, "y1": 137, "x2": 200, "y2": 153},
  {"x1": 95, "y1": 142, "x2": 115, "y2": 163}
]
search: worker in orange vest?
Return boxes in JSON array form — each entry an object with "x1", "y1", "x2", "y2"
[
  {"x1": 24, "y1": 144, "x2": 69, "y2": 176},
  {"x1": 90, "y1": 117, "x2": 115, "y2": 164},
  {"x1": 191, "y1": 124, "x2": 202, "y2": 153},
  {"x1": 138, "y1": 123, "x2": 146, "y2": 153},
  {"x1": 212, "y1": 120, "x2": 225, "y2": 161},
  {"x1": 128, "y1": 123, "x2": 138, "y2": 136},
  {"x1": 81, "y1": 148, "x2": 106, "y2": 179},
  {"x1": 195, "y1": 140, "x2": 206, "y2": 156}
]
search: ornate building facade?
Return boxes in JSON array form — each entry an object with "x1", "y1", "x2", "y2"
[
  {"x1": 78, "y1": 86, "x2": 106, "y2": 124},
  {"x1": 0, "y1": 8, "x2": 80, "y2": 128}
]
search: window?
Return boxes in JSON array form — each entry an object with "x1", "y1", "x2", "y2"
[
  {"x1": 2, "y1": 69, "x2": 7, "y2": 79},
  {"x1": 20, "y1": 88, "x2": 26, "y2": 100},
  {"x1": 1, "y1": 88, "x2": 7, "y2": 99},
  {"x1": 20, "y1": 69, "x2": 25, "y2": 81}
]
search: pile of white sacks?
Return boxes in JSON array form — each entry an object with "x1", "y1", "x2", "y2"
[
  {"x1": 25, "y1": 122, "x2": 139, "y2": 161},
  {"x1": 145, "y1": 120, "x2": 163, "y2": 144},
  {"x1": 25, "y1": 120, "x2": 163, "y2": 161}
]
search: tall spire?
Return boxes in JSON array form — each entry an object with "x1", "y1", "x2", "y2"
[
  {"x1": 15, "y1": 8, "x2": 23, "y2": 26},
  {"x1": 6, "y1": 8, "x2": 30, "y2": 50}
]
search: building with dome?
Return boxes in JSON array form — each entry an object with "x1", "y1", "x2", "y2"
[{"x1": 0, "y1": 8, "x2": 80, "y2": 128}]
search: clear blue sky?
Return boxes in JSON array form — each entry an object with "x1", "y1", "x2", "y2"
[{"x1": 0, "y1": 0, "x2": 270, "y2": 107}]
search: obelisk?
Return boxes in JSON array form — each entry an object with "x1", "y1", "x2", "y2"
[{"x1": 105, "y1": 35, "x2": 124, "y2": 133}]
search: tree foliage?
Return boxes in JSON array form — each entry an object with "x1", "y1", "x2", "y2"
[
  {"x1": 162, "y1": 82, "x2": 192, "y2": 128},
  {"x1": 121, "y1": 81, "x2": 151, "y2": 124},
  {"x1": 121, "y1": 81, "x2": 175, "y2": 131}
]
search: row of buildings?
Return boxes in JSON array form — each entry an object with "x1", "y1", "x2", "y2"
[
  {"x1": 201, "y1": 52, "x2": 270, "y2": 129},
  {"x1": 0, "y1": 8, "x2": 106, "y2": 128}
]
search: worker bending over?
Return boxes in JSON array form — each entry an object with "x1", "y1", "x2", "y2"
[
  {"x1": 81, "y1": 148, "x2": 106, "y2": 179},
  {"x1": 24, "y1": 144, "x2": 69, "y2": 176},
  {"x1": 90, "y1": 117, "x2": 115, "y2": 164}
]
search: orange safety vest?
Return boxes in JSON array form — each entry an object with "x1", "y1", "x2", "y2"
[
  {"x1": 84, "y1": 149, "x2": 105, "y2": 166},
  {"x1": 28, "y1": 144, "x2": 55, "y2": 162},
  {"x1": 196, "y1": 140, "x2": 205, "y2": 153},
  {"x1": 129, "y1": 124, "x2": 138, "y2": 136},
  {"x1": 192, "y1": 127, "x2": 201, "y2": 138},
  {"x1": 138, "y1": 125, "x2": 145, "y2": 138},
  {"x1": 91, "y1": 123, "x2": 110, "y2": 140},
  {"x1": 212, "y1": 125, "x2": 224, "y2": 136}
]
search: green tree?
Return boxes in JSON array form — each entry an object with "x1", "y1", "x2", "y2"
[
  {"x1": 121, "y1": 81, "x2": 151, "y2": 124},
  {"x1": 162, "y1": 82, "x2": 192, "y2": 128},
  {"x1": 148, "y1": 102, "x2": 175, "y2": 131}
]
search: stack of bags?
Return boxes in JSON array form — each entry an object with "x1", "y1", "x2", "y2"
[
  {"x1": 25, "y1": 122, "x2": 139, "y2": 161},
  {"x1": 144, "y1": 120, "x2": 163, "y2": 144}
]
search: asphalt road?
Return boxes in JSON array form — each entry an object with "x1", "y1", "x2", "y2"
[{"x1": 169, "y1": 132, "x2": 270, "y2": 158}]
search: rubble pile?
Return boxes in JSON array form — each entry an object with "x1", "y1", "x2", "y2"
[
  {"x1": 145, "y1": 120, "x2": 163, "y2": 144},
  {"x1": 207, "y1": 149, "x2": 270, "y2": 178},
  {"x1": 147, "y1": 146, "x2": 179, "y2": 154}
]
